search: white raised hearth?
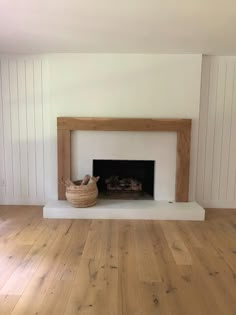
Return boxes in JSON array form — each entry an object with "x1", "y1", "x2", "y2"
[{"x1": 43, "y1": 200, "x2": 205, "y2": 221}]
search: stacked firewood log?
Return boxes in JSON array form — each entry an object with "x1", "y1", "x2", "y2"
[
  {"x1": 65, "y1": 175, "x2": 100, "y2": 187},
  {"x1": 105, "y1": 176, "x2": 142, "y2": 191}
]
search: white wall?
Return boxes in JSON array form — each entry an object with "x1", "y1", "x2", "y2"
[
  {"x1": 49, "y1": 54, "x2": 202, "y2": 118},
  {"x1": 196, "y1": 56, "x2": 236, "y2": 208},
  {"x1": 72, "y1": 131, "x2": 177, "y2": 201},
  {"x1": 49, "y1": 54, "x2": 202, "y2": 201},
  {"x1": 0, "y1": 54, "x2": 202, "y2": 204}
]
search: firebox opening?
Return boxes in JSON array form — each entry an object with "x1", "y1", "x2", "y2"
[{"x1": 93, "y1": 159, "x2": 155, "y2": 200}]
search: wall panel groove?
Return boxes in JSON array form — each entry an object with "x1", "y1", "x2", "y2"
[{"x1": 0, "y1": 61, "x2": 6, "y2": 195}]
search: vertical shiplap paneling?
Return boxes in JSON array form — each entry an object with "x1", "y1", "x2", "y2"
[
  {"x1": 17, "y1": 60, "x2": 29, "y2": 197},
  {"x1": 202, "y1": 57, "x2": 218, "y2": 201},
  {"x1": 196, "y1": 57, "x2": 211, "y2": 202},
  {"x1": 197, "y1": 56, "x2": 236, "y2": 208},
  {"x1": 1, "y1": 59, "x2": 14, "y2": 200},
  {"x1": 33, "y1": 59, "x2": 45, "y2": 200},
  {"x1": 227, "y1": 64, "x2": 236, "y2": 200},
  {"x1": 0, "y1": 61, "x2": 6, "y2": 197},
  {"x1": 0, "y1": 56, "x2": 48, "y2": 205},
  {"x1": 211, "y1": 60, "x2": 227, "y2": 200},
  {"x1": 219, "y1": 59, "x2": 235, "y2": 200},
  {"x1": 41, "y1": 58, "x2": 53, "y2": 201},
  {"x1": 9, "y1": 60, "x2": 21, "y2": 197},
  {"x1": 25, "y1": 60, "x2": 37, "y2": 198}
]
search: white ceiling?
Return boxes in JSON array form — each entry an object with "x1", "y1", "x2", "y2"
[{"x1": 0, "y1": 0, "x2": 235, "y2": 54}]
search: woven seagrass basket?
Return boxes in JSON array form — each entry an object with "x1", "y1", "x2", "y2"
[{"x1": 65, "y1": 178, "x2": 99, "y2": 208}]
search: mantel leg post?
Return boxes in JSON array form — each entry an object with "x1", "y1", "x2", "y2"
[
  {"x1": 175, "y1": 127, "x2": 191, "y2": 202},
  {"x1": 57, "y1": 129, "x2": 71, "y2": 200}
]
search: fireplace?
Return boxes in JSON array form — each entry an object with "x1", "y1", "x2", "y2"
[
  {"x1": 57, "y1": 117, "x2": 192, "y2": 202},
  {"x1": 93, "y1": 159, "x2": 155, "y2": 200},
  {"x1": 44, "y1": 117, "x2": 205, "y2": 220}
]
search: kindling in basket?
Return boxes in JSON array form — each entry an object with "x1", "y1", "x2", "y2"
[{"x1": 65, "y1": 175, "x2": 100, "y2": 208}]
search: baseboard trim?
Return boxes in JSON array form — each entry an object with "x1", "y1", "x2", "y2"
[{"x1": 198, "y1": 200, "x2": 236, "y2": 208}]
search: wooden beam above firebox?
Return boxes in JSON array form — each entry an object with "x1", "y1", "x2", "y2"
[{"x1": 57, "y1": 117, "x2": 191, "y2": 132}]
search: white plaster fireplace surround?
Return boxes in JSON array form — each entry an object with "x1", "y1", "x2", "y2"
[{"x1": 72, "y1": 131, "x2": 177, "y2": 201}]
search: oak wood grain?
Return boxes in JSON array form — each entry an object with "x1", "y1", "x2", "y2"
[
  {"x1": 57, "y1": 117, "x2": 191, "y2": 132},
  {"x1": 176, "y1": 127, "x2": 191, "y2": 202},
  {"x1": 0, "y1": 206, "x2": 236, "y2": 315},
  {"x1": 57, "y1": 129, "x2": 71, "y2": 200}
]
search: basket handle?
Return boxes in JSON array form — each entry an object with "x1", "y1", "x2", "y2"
[{"x1": 88, "y1": 176, "x2": 100, "y2": 184}]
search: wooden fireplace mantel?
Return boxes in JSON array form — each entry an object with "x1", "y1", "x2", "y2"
[{"x1": 57, "y1": 117, "x2": 192, "y2": 202}]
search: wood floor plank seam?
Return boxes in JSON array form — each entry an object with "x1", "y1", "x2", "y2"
[{"x1": 0, "y1": 206, "x2": 235, "y2": 315}]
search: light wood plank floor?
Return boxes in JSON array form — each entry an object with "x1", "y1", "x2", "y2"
[{"x1": 0, "y1": 206, "x2": 236, "y2": 315}]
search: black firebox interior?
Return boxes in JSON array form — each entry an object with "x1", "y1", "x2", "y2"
[{"x1": 93, "y1": 159, "x2": 155, "y2": 200}]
